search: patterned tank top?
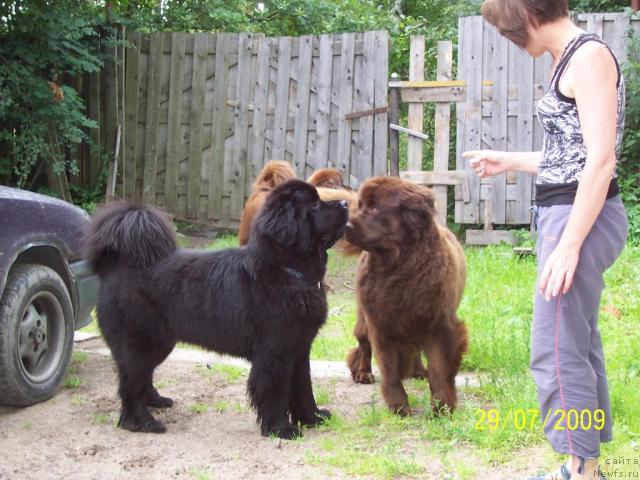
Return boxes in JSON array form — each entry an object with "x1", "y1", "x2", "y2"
[{"x1": 536, "y1": 33, "x2": 625, "y2": 206}]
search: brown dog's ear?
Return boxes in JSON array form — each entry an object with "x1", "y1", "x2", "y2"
[{"x1": 399, "y1": 185, "x2": 437, "y2": 222}]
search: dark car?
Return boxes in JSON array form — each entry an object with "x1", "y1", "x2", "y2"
[{"x1": 0, "y1": 186, "x2": 98, "y2": 406}]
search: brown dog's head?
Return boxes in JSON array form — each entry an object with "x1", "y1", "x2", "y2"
[
  {"x1": 345, "y1": 177, "x2": 437, "y2": 253},
  {"x1": 254, "y1": 160, "x2": 296, "y2": 191},
  {"x1": 307, "y1": 168, "x2": 348, "y2": 190}
]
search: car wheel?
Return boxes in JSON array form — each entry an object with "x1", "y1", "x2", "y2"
[{"x1": 0, "y1": 264, "x2": 74, "y2": 406}]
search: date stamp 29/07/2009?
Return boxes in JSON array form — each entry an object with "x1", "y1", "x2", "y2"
[{"x1": 474, "y1": 408, "x2": 607, "y2": 432}]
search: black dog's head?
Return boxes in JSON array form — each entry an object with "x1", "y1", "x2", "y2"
[{"x1": 250, "y1": 180, "x2": 348, "y2": 256}]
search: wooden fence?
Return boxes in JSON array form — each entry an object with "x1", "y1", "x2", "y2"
[
  {"x1": 75, "y1": 30, "x2": 389, "y2": 228},
  {"x1": 454, "y1": 12, "x2": 640, "y2": 228}
]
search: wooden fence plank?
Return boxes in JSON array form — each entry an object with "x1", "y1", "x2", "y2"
[
  {"x1": 407, "y1": 35, "x2": 425, "y2": 171},
  {"x1": 612, "y1": 14, "x2": 630, "y2": 61},
  {"x1": 230, "y1": 33, "x2": 253, "y2": 219},
  {"x1": 587, "y1": 13, "x2": 605, "y2": 39},
  {"x1": 142, "y1": 32, "x2": 164, "y2": 203},
  {"x1": 208, "y1": 33, "x2": 232, "y2": 220},
  {"x1": 272, "y1": 37, "x2": 291, "y2": 160},
  {"x1": 373, "y1": 30, "x2": 389, "y2": 176},
  {"x1": 456, "y1": 16, "x2": 483, "y2": 224},
  {"x1": 123, "y1": 31, "x2": 141, "y2": 200},
  {"x1": 164, "y1": 32, "x2": 186, "y2": 214},
  {"x1": 88, "y1": 71, "x2": 101, "y2": 189},
  {"x1": 293, "y1": 35, "x2": 314, "y2": 177},
  {"x1": 511, "y1": 41, "x2": 534, "y2": 224},
  {"x1": 433, "y1": 41, "x2": 452, "y2": 225},
  {"x1": 249, "y1": 36, "x2": 271, "y2": 191},
  {"x1": 336, "y1": 33, "x2": 356, "y2": 181},
  {"x1": 355, "y1": 31, "x2": 375, "y2": 183},
  {"x1": 486, "y1": 25, "x2": 508, "y2": 225},
  {"x1": 186, "y1": 33, "x2": 208, "y2": 219},
  {"x1": 314, "y1": 34, "x2": 333, "y2": 172}
]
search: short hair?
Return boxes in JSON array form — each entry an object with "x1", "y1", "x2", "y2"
[{"x1": 481, "y1": 0, "x2": 569, "y2": 48}]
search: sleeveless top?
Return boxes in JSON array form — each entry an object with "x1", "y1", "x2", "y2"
[{"x1": 535, "y1": 33, "x2": 625, "y2": 206}]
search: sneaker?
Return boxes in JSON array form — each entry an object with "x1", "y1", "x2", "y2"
[
  {"x1": 527, "y1": 465, "x2": 570, "y2": 480},
  {"x1": 528, "y1": 465, "x2": 606, "y2": 480}
]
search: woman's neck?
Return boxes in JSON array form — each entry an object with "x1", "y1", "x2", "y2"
[
  {"x1": 527, "y1": 17, "x2": 584, "y2": 62},
  {"x1": 530, "y1": 17, "x2": 584, "y2": 60}
]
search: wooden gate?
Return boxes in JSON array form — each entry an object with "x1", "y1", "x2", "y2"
[
  {"x1": 99, "y1": 30, "x2": 389, "y2": 228},
  {"x1": 455, "y1": 12, "x2": 640, "y2": 229}
]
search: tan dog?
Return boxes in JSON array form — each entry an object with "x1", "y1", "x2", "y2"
[
  {"x1": 239, "y1": 162, "x2": 359, "y2": 255},
  {"x1": 345, "y1": 177, "x2": 468, "y2": 415},
  {"x1": 307, "y1": 168, "x2": 349, "y2": 190},
  {"x1": 238, "y1": 161, "x2": 296, "y2": 246}
]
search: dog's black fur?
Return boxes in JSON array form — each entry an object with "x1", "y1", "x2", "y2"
[{"x1": 84, "y1": 180, "x2": 348, "y2": 439}]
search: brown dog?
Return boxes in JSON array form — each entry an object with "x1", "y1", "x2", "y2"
[
  {"x1": 239, "y1": 162, "x2": 358, "y2": 252},
  {"x1": 345, "y1": 177, "x2": 468, "y2": 415}
]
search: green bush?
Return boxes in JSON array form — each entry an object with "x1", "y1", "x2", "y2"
[
  {"x1": 0, "y1": 1, "x2": 109, "y2": 188},
  {"x1": 620, "y1": 15, "x2": 640, "y2": 243}
]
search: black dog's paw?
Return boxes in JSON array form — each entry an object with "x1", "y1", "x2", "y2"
[
  {"x1": 298, "y1": 408, "x2": 332, "y2": 428},
  {"x1": 147, "y1": 395, "x2": 174, "y2": 409},
  {"x1": 118, "y1": 414, "x2": 166, "y2": 434},
  {"x1": 275, "y1": 425, "x2": 302, "y2": 440},
  {"x1": 146, "y1": 387, "x2": 174, "y2": 408},
  {"x1": 262, "y1": 422, "x2": 302, "y2": 440}
]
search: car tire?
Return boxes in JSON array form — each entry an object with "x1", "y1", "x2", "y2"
[{"x1": 0, "y1": 264, "x2": 74, "y2": 407}]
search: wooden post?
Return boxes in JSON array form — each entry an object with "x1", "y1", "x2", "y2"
[
  {"x1": 632, "y1": 0, "x2": 639, "y2": 11},
  {"x1": 433, "y1": 41, "x2": 452, "y2": 225},
  {"x1": 105, "y1": 125, "x2": 121, "y2": 202},
  {"x1": 389, "y1": 74, "x2": 400, "y2": 177},
  {"x1": 407, "y1": 36, "x2": 425, "y2": 171}
]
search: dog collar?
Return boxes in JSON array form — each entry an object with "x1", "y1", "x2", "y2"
[{"x1": 282, "y1": 267, "x2": 321, "y2": 290}]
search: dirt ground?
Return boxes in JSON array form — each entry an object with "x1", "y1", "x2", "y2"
[{"x1": 0, "y1": 337, "x2": 386, "y2": 480}]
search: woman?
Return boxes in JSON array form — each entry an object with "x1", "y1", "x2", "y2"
[{"x1": 463, "y1": 1, "x2": 628, "y2": 479}]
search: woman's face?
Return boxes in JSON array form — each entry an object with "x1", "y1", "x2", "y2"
[{"x1": 523, "y1": 22, "x2": 546, "y2": 58}]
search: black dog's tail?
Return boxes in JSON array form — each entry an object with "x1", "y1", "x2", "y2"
[{"x1": 84, "y1": 201, "x2": 176, "y2": 276}]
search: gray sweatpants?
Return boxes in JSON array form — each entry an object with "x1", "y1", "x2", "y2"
[{"x1": 531, "y1": 196, "x2": 628, "y2": 458}]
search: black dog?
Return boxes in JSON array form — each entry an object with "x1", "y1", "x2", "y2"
[{"x1": 84, "y1": 180, "x2": 348, "y2": 439}]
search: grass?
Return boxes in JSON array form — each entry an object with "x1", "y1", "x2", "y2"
[
  {"x1": 189, "y1": 402, "x2": 209, "y2": 414},
  {"x1": 314, "y1": 381, "x2": 334, "y2": 406},
  {"x1": 188, "y1": 467, "x2": 213, "y2": 480},
  {"x1": 196, "y1": 362, "x2": 247, "y2": 383},
  {"x1": 64, "y1": 349, "x2": 89, "y2": 388},
  {"x1": 64, "y1": 376, "x2": 83, "y2": 389},
  {"x1": 92, "y1": 412, "x2": 117, "y2": 425}
]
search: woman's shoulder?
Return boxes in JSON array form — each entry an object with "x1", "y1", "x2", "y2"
[{"x1": 566, "y1": 39, "x2": 619, "y2": 85}]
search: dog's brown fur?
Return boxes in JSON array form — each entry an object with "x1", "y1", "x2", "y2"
[
  {"x1": 315, "y1": 187, "x2": 360, "y2": 256},
  {"x1": 345, "y1": 176, "x2": 468, "y2": 415},
  {"x1": 239, "y1": 162, "x2": 360, "y2": 255},
  {"x1": 307, "y1": 168, "x2": 348, "y2": 190},
  {"x1": 238, "y1": 161, "x2": 296, "y2": 245}
]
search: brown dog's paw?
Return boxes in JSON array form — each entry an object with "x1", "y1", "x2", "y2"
[
  {"x1": 390, "y1": 404, "x2": 412, "y2": 417},
  {"x1": 410, "y1": 369, "x2": 428, "y2": 381},
  {"x1": 352, "y1": 371, "x2": 376, "y2": 384}
]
